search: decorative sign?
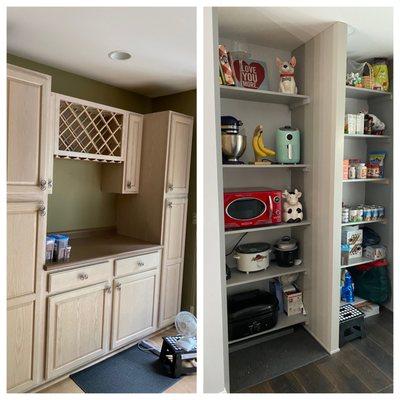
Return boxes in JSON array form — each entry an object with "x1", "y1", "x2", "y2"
[{"x1": 232, "y1": 58, "x2": 268, "y2": 90}]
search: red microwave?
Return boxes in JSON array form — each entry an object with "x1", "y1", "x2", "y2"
[{"x1": 224, "y1": 188, "x2": 282, "y2": 229}]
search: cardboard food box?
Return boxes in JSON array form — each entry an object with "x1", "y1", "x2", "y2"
[
  {"x1": 283, "y1": 288, "x2": 303, "y2": 316},
  {"x1": 345, "y1": 114, "x2": 357, "y2": 135},
  {"x1": 341, "y1": 227, "x2": 363, "y2": 259},
  {"x1": 343, "y1": 159, "x2": 349, "y2": 180}
]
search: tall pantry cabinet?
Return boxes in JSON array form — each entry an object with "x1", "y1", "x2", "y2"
[
  {"x1": 7, "y1": 65, "x2": 52, "y2": 392},
  {"x1": 117, "y1": 111, "x2": 193, "y2": 327}
]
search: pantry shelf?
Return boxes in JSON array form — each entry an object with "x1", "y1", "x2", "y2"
[
  {"x1": 228, "y1": 313, "x2": 309, "y2": 345},
  {"x1": 220, "y1": 86, "x2": 310, "y2": 108},
  {"x1": 341, "y1": 256, "x2": 384, "y2": 269},
  {"x1": 225, "y1": 220, "x2": 311, "y2": 235},
  {"x1": 223, "y1": 164, "x2": 311, "y2": 170},
  {"x1": 226, "y1": 264, "x2": 307, "y2": 288},
  {"x1": 345, "y1": 86, "x2": 392, "y2": 100},
  {"x1": 341, "y1": 219, "x2": 387, "y2": 227},
  {"x1": 344, "y1": 134, "x2": 391, "y2": 140},
  {"x1": 343, "y1": 178, "x2": 389, "y2": 184}
]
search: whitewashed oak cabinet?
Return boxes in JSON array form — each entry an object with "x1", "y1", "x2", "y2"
[
  {"x1": 7, "y1": 65, "x2": 192, "y2": 392},
  {"x1": 117, "y1": 111, "x2": 194, "y2": 328}
]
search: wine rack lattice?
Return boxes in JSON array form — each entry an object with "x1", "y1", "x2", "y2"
[{"x1": 56, "y1": 99, "x2": 125, "y2": 162}]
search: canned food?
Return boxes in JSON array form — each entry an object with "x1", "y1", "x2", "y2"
[
  {"x1": 349, "y1": 208, "x2": 358, "y2": 222},
  {"x1": 371, "y1": 206, "x2": 379, "y2": 220},
  {"x1": 356, "y1": 208, "x2": 364, "y2": 221},
  {"x1": 363, "y1": 207, "x2": 372, "y2": 221},
  {"x1": 342, "y1": 207, "x2": 349, "y2": 223},
  {"x1": 377, "y1": 206, "x2": 385, "y2": 219}
]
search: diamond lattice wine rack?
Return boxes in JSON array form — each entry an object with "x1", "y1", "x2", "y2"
[{"x1": 54, "y1": 94, "x2": 127, "y2": 163}]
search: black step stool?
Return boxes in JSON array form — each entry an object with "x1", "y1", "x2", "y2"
[
  {"x1": 159, "y1": 335, "x2": 197, "y2": 378},
  {"x1": 339, "y1": 304, "x2": 366, "y2": 347}
]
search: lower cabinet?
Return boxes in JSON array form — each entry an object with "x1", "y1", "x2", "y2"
[
  {"x1": 45, "y1": 282, "x2": 112, "y2": 380},
  {"x1": 111, "y1": 269, "x2": 160, "y2": 349},
  {"x1": 158, "y1": 261, "x2": 184, "y2": 328},
  {"x1": 7, "y1": 297, "x2": 37, "y2": 392}
]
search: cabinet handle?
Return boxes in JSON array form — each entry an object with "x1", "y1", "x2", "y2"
[
  {"x1": 79, "y1": 273, "x2": 88, "y2": 280},
  {"x1": 105, "y1": 285, "x2": 112, "y2": 294},
  {"x1": 127, "y1": 181, "x2": 132, "y2": 189},
  {"x1": 116, "y1": 282, "x2": 122, "y2": 290},
  {"x1": 168, "y1": 183, "x2": 174, "y2": 191},
  {"x1": 168, "y1": 201, "x2": 173, "y2": 208},
  {"x1": 40, "y1": 179, "x2": 47, "y2": 191},
  {"x1": 38, "y1": 203, "x2": 46, "y2": 216},
  {"x1": 48, "y1": 179, "x2": 53, "y2": 189},
  {"x1": 137, "y1": 261, "x2": 144, "y2": 267}
]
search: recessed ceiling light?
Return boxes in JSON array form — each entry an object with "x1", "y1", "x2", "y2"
[{"x1": 108, "y1": 50, "x2": 132, "y2": 61}]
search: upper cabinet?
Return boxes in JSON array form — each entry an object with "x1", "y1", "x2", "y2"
[
  {"x1": 7, "y1": 65, "x2": 51, "y2": 198},
  {"x1": 102, "y1": 112, "x2": 143, "y2": 194},
  {"x1": 165, "y1": 113, "x2": 193, "y2": 196}
]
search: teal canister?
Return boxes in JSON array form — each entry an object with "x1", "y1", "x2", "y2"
[{"x1": 275, "y1": 126, "x2": 301, "y2": 164}]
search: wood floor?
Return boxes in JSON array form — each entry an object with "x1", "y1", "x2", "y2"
[
  {"x1": 242, "y1": 308, "x2": 393, "y2": 393},
  {"x1": 39, "y1": 327, "x2": 196, "y2": 394}
]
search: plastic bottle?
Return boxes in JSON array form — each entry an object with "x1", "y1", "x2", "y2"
[{"x1": 341, "y1": 270, "x2": 355, "y2": 303}]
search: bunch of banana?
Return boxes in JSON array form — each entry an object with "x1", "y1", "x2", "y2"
[{"x1": 252, "y1": 124, "x2": 276, "y2": 162}]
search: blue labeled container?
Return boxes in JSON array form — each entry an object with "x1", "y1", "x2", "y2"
[{"x1": 52, "y1": 234, "x2": 69, "y2": 262}]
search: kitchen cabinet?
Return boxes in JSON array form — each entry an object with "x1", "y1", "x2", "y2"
[
  {"x1": 111, "y1": 269, "x2": 160, "y2": 349},
  {"x1": 7, "y1": 201, "x2": 46, "y2": 392},
  {"x1": 102, "y1": 112, "x2": 143, "y2": 194},
  {"x1": 7, "y1": 65, "x2": 52, "y2": 198},
  {"x1": 45, "y1": 282, "x2": 112, "y2": 380},
  {"x1": 165, "y1": 113, "x2": 193, "y2": 196}
]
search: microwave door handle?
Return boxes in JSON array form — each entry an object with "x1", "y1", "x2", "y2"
[{"x1": 268, "y1": 196, "x2": 273, "y2": 221}]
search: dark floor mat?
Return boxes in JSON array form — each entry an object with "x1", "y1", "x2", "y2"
[
  {"x1": 70, "y1": 345, "x2": 180, "y2": 393},
  {"x1": 229, "y1": 326, "x2": 328, "y2": 392}
]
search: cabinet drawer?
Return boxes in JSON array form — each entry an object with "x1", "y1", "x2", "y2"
[
  {"x1": 48, "y1": 261, "x2": 112, "y2": 294},
  {"x1": 115, "y1": 251, "x2": 161, "y2": 277}
]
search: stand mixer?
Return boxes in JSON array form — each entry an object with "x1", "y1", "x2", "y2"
[{"x1": 221, "y1": 115, "x2": 247, "y2": 164}]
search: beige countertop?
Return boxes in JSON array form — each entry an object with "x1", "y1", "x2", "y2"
[{"x1": 45, "y1": 232, "x2": 162, "y2": 272}]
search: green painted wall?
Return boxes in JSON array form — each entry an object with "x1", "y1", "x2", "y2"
[
  {"x1": 8, "y1": 54, "x2": 151, "y2": 232},
  {"x1": 151, "y1": 90, "x2": 197, "y2": 313}
]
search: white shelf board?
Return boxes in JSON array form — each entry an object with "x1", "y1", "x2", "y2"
[
  {"x1": 228, "y1": 313, "x2": 308, "y2": 345},
  {"x1": 220, "y1": 85, "x2": 310, "y2": 107},
  {"x1": 341, "y1": 256, "x2": 384, "y2": 269},
  {"x1": 226, "y1": 264, "x2": 307, "y2": 288},
  {"x1": 341, "y1": 219, "x2": 387, "y2": 227},
  {"x1": 344, "y1": 134, "x2": 391, "y2": 139},
  {"x1": 223, "y1": 164, "x2": 310, "y2": 169},
  {"x1": 345, "y1": 86, "x2": 392, "y2": 100},
  {"x1": 343, "y1": 178, "x2": 388, "y2": 184},
  {"x1": 225, "y1": 220, "x2": 311, "y2": 235}
]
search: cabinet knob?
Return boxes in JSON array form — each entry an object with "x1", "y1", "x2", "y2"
[
  {"x1": 38, "y1": 203, "x2": 46, "y2": 216},
  {"x1": 79, "y1": 273, "x2": 88, "y2": 280},
  {"x1": 168, "y1": 201, "x2": 173, "y2": 208},
  {"x1": 137, "y1": 260, "x2": 144, "y2": 267},
  {"x1": 40, "y1": 179, "x2": 47, "y2": 191},
  {"x1": 168, "y1": 183, "x2": 174, "y2": 191},
  {"x1": 116, "y1": 282, "x2": 122, "y2": 290},
  {"x1": 48, "y1": 179, "x2": 53, "y2": 189},
  {"x1": 127, "y1": 181, "x2": 132, "y2": 189}
]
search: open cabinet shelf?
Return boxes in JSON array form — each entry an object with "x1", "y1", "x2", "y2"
[
  {"x1": 226, "y1": 263, "x2": 307, "y2": 288},
  {"x1": 344, "y1": 134, "x2": 391, "y2": 140},
  {"x1": 223, "y1": 163, "x2": 311, "y2": 170},
  {"x1": 225, "y1": 220, "x2": 311, "y2": 235},
  {"x1": 228, "y1": 313, "x2": 309, "y2": 345},
  {"x1": 341, "y1": 218, "x2": 387, "y2": 227},
  {"x1": 341, "y1": 256, "x2": 385, "y2": 269},
  {"x1": 342, "y1": 178, "x2": 389, "y2": 184},
  {"x1": 220, "y1": 85, "x2": 310, "y2": 107},
  {"x1": 345, "y1": 86, "x2": 392, "y2": 100}
]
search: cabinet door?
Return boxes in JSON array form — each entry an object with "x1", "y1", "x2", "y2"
[
  {"x1": 7, "y1": 201, "x2": 46, "y2": 392},
  {"x1": 7, "y1": 65, "x2": 51, "y2": 197},
  {"x1": 45, "y1": 282, "x2": 112, "y2": 380},
  {"x1": 7, "y1": 298, "x2": 37, "y2": 392},
  {"x1": 165, "y1": 113, "x2": 193, "y2": 196},
  {"x1": 163, "y1": 197, "x2": 188, "y2": 263},
  {"x1": 111, "y1": 269, "x2": 160, "y2": 349},
  {"x1": 123, "y1": 113, "x2": 143, "y2": 193},
  {"x1": 158, "y1": 262, "x2": 183, "y2": 328}
]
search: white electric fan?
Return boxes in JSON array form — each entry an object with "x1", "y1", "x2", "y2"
[{"x1": 175, "y1": 311, "x2": 197, "y2": 351}]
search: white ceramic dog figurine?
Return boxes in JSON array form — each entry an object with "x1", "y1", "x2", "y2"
[
  {"x1": 276, "y1": 56, "x2": 298, "y2": 94},
  {"x1": 282, "y1": 189, "x2": 303, "y2": 223}
]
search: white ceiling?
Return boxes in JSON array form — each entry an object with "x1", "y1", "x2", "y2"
[
  {"x1": 218, "y1": 7, "x2": 393, "y2": 59},
  {"x1": 7, "y1": 7, "x2": 196, "y2": 97}
]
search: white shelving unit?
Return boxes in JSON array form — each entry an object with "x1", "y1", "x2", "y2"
[
  {"x1": 225, "y1": 220, "x2": 311, "y2": 235},
  {"x1": 341, "y1": 218, "x2": 387, "y2": 227},
  {"x1": 343, "y1": 178, "x2": 389, "y2": 184}
]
